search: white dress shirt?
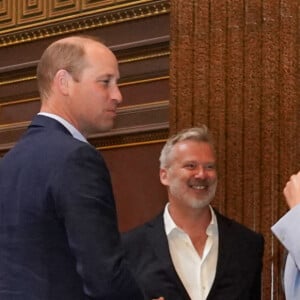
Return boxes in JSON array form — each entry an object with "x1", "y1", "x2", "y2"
[{"x1": 163, "y1": 204, "x2": 219, "y2": 300}]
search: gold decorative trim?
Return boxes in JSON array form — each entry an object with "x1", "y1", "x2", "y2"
[
  {"x1": 0, "y1": 120, "x2": 29, "y2": 132},
  {"x1": 118, "y1": 50, "x2": 170, "y2": 64},
  {"x1": 119, "y1": 99, "x2": 168, "y2": 111},
  {"x1": 98, "y1": 138, "x2": 167, "y2": 150},
  {"x1": 92, "y1": 128, "x2": 169, "y2": 150},
  {"x1": 0, "y1": 75, "x2": 36, "y2": 87},
  {"x1": 0, "y1": 97, "x2": 39, "y2": 107},
  {"x1": 0, "y1": 0, "x2": 170, "y2": 48},
  {"x1": 119, "y1": 75, "x2": 169, "y2": 87}
]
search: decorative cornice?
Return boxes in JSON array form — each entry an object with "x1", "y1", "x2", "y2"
[
  {"x1": 0, "y1": 0, "x2": 170, "y2": 48},
  {"x1": 94, "y1": 128, "x2": 169, "y2": 150},
  {"x1": 0, "y1": 127, "x2": 169, "y2": 156}
]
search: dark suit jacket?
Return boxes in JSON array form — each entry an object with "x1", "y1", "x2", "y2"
[
  {"x1": 122, "y1": 210, "x2": 264, "y2": 300},
  {"x1": 0, "y1": 115, "x2": 144, "y2": 300}
]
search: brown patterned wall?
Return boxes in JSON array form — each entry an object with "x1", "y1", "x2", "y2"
[{"x1": 169, "y1": 0, "x2": 300, "y2": 299}]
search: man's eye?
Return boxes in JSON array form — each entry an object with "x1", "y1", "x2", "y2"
[
  {"x1": 100, "y1": 80, "x2": 110, "y2": 85},
  {"x1": 204, "y1": 164, "x2": 216, "y2": 170},
  {"x1": 185, "y1": 163, "x2": 196, "y2": 169}
]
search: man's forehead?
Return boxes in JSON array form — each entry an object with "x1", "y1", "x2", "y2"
[
  {"x1": 171, "y1": 141, "x2": 215, "y2": 158},
  {"x1": 175, "y1": 140, "x2": 213, "y2": 150}
]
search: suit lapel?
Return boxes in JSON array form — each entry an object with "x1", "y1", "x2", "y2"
[
  {"x1": 207, "y1": 210, "x2": 234, "y2": 298},
  {"x1": 146, "y1": 214, "x2": 191, "y2": 300}
]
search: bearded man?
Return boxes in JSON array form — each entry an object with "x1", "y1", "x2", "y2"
[{"x1": 122, "y1": 126, "x2": 264, "y2": 300}]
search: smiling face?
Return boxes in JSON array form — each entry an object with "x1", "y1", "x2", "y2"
[
  {"x1": 160, "y1": 140, "x2": 217, "y2": 210},
  {"x1": 67, "y1": 41, "x2": 122, "y2": 136}
]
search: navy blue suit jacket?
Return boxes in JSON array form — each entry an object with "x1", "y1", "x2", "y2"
[
  {"x1": 0, "y1": 115, "x2": 144, "y2": 300},
  {"x1": 122, "y1": 210, "x2": 264, "y2": 300}
]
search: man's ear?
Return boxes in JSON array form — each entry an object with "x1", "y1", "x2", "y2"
[
  {"x1": 55, "y1": 69, "x2": 71, "y2": 95},
  {"x1": 160, "y1": 168, "x2": 169, "y2": 186}
]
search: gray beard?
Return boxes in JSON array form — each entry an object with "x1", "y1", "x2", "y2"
[{"x1": 169, "y1": 180, "x2": 217, "y2": 209}]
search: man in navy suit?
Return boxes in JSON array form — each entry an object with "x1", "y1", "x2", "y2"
[
  {"x1": 0, "y1": 35, "x2": 145, "y2": 299},
  {"x1": 272, "y1": 170, "x2": 300, "y2": 300},
  {"x1": 122, "y1": 126, "x2": 264, "y2": 300}
]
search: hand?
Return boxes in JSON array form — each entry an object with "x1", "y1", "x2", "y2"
[
  {"x1": 283, "y1": 171, "x2": 300, "y2": 209},
  {"x1": 152, "y1": 298, "x2": 164, "y2": 300}
]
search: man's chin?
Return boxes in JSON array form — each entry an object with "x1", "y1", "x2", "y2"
[
  {"x1": 92, "y1": 122, "x2": 114, "y2": 134},
  {"x1": 189, "y1": 198, "x2": 213, "y2": 209}
]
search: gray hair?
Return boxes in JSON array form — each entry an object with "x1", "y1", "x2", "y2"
[{"x1": 159, "y1": 125, "x2": 215, "y2": 168}]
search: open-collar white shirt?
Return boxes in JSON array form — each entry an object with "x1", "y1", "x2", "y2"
[{"x1": 163, "y1": 204, "x2": 219, "y2": 300}]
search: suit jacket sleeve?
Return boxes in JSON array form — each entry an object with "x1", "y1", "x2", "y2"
[{"x1": 50, "y1": 144, "x2": 144, "y2": 299}]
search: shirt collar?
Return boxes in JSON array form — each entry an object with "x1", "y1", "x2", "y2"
[
  {"x1": 163, "y1": 203, "x2": 218, "y2": 237},
  {"x1": 38, "y1": 112, "x2": 88, "y2": 143}
]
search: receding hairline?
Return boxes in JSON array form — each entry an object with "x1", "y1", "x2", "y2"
[{"x1": 51, "y1": 35, "x2": 107, "y2": 50}]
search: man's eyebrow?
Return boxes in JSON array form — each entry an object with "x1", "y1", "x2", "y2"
[
  {"x1": 97, "y1": 74, "x2": 119, "y2": 79},
  {"x1": 96, "y1": 74, "x2": 112, "y2": 80}
]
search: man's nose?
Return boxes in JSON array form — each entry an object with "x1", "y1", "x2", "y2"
[
  {"x1": 194, "y1": 166, "x2": 206, "y2": 178},
  {"x1": 112, "y1": 86, "x2": 122, "y2": 104}
]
